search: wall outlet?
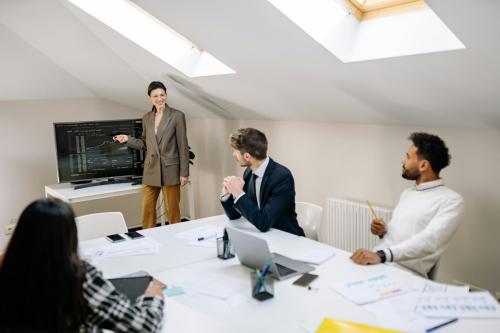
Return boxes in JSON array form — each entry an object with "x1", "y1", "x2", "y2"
[{"x1": 4, "y1": 219, "x2": 17, "y2": 235}]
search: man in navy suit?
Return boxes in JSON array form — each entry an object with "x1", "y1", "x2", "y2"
[{"x1": 220, "y1": 128, "x2": 305, "y2": 236}]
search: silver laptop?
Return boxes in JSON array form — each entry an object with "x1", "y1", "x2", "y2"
[{"x1": 227, "y1": 227, "x2": 314, "y2": 280}]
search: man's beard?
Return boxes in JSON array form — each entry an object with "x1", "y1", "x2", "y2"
[
  {"x1": 239, "y1": 160, "x2": 251, "y2": 168},
  {"x1": 402, "y1": 166, "x2": 419, "y2": 180}
]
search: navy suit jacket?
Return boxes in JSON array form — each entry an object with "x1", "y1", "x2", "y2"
[{"x1": 221, "y1": 158, "x2": 305, "y2": 237}]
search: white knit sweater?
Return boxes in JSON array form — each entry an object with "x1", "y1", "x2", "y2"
[{"x1": 374, "y1": 179, "x2": 464, "y2": 277}]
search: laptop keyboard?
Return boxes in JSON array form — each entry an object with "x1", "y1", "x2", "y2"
[{"x1": 275, "y1": 263, "x2": 296, "y2": 276}]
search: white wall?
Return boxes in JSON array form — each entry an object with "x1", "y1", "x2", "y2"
[{"x1": 0, "y1": 98, "x2": 144, "y2": 250}]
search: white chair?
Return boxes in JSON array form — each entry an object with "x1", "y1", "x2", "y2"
[
  {"x1": 76, "y1": 212, "x2": 128, "y2": 241},
  {"x1": 296, "y1": 202, "x2": 323, "y2": 240},
  {"x1": 427, "y1": 261, "x2": 439, "y2": 281}
]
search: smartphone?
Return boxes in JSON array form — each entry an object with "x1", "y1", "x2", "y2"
[
  {"x1": 292, "y1": 273, "x2": 319, "y2": 287},
  {"x1": 125, "y1": 231, "x2": 144, "y2": 240},
  {"x1": 105, "y1": 233, "x2": 126, "y2": 243}
]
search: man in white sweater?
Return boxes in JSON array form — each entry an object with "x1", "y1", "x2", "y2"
[{"x1": 351, "y1": 133, "x2": 464, "y2": 277}]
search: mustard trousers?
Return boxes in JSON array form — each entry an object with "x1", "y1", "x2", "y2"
[{"x1": 141, "y1": 184, "x2": 181, "y2": 228}]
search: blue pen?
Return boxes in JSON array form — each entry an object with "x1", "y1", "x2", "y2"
[
  {"x1": 253, "y1": 269, "x2": 263, "y2": 295},
  {"x1": 261, "y1": 256, "x2": 273, "y2": 277},
  {"x1": 426, "y1": 318, "x2": 458, "y2": 332}
]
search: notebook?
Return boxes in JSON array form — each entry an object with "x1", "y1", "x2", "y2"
[
  {"x1": 316, "y1": 317, "x2": 402, "y2": 333},
  {"x1": 109, "y1": 275, "x2": 152, "y2": 302}
]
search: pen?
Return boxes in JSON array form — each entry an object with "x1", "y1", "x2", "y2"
[
  {"x1": 367, "y1": 200, "x2": 380, "y2": 220},
  {"x1": 197, "y1": 234, "x2": 217, "y2": 241},
  {"x1": 253, "y1": 269, "x2": 263, "y2": 295},
  {"x1": 260, "y1": 256, "x2": 273, "y2": 280},
  {"x1": 425, "y1": 318, "x2": 458, "y2": 332},
  {"x1": 222, "y1": 228, "x2": 229, "y2": 258}
]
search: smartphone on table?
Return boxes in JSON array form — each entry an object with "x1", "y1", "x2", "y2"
[
  {"x1": 292, "y1": 273, "x2": 319, "y2": 287},
  {"x1": 105, "y1": 233, "x2": 126, "y2": 243},
  {"x1": 125, "y1": 231, "x2": 145, "y2": 240}
]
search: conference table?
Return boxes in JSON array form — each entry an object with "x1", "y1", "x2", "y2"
[{"x1": 79, "y1": 215, "x2": 500, "y2": 333}]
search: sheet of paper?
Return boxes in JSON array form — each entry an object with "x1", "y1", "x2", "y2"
[
  {"x1": 160, "y1": 298, "x2": 223, "y2": 333},
  {"x1": 290, "y1": 248, "x2": 336, "y2": 265},
  {"x1": 174, "y1": 226, "x2": 224, "y2": 241},
  {"x1": 80, "y1": 246, "x2": 106, "y2": 264},
  {"x1": 331, "y1": 273, "x2": 416, "y2": 305},
  {"x1": 416, "y1": 291, "x2": 500, "y2": 318},
  {"x1": 188, "y1": 237, "x2": 218, "y2": 248},
  {"x1": 421, "y1": 280, "x2": 470, "y2": 295},
  {"x1": 171, "y1": 273, "x2": 250, "y2": 314}
]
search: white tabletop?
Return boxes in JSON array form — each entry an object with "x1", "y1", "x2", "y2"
[{"x1": 81, "y1": 215, "x2": 500, "y2": 333}]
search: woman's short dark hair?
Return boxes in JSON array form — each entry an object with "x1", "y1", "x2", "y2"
[
  {"x1": 0, "y1": 198, "x2": 85, "y2": 332},
  {"x1": 147, "y1": 81, "x2": 167, "y2": 96},
  {"x1": 229, "y1": 128, "x2": 268, "y2": 160},
  {"x1": 409, "y1": 132, "x2": 450, "y2": 175}
]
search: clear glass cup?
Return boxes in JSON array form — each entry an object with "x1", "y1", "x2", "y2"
[
  {"x1": 216, "y1": 237, "x2": 235, "y2": 260},
  {"x1": 250, "y1": 271, "x2": 274, "y2": 301}
]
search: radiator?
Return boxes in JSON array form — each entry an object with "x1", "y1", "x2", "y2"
[{"x1": 323, "y1": 198, "x2": 393, "y2": 252}]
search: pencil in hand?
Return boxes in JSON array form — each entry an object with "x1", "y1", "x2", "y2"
[{"x1": 367, "y1": 200, "x2": 384, "y2": 239}]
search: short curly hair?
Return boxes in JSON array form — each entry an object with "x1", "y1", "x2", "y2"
[
  {"x1": 229, "y1": 128, "x2": 268, "y2": 160},
  {"x1": 409, "y1": 132, "x2": 450, "y2": 175}
]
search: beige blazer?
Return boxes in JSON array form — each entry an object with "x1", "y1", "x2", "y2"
[{"x1": 127, "y1": 105, "x2": 189, "y2": 187}]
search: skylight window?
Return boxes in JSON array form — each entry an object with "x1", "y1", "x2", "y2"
[
  {"x1": 349, "y1": 0, "x2": 419, "y2": 13},
  {"x1": 68, "y1": 0, "x2": 235, "y2": 77},
  {"x1": 267, "y1": 0, "x2": 465, "y2": 63}
]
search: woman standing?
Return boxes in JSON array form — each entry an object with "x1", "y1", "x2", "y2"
[
  {"x1": 114, "y1": 81, "x2": 189, "y2": 228},
  {"x1": 0, "y1": 198, "x2": 165, "y2": 333}
]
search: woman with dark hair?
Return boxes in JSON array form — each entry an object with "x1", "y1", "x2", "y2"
[
  {"x1": 0, "y1": 198, "x2": 165, "y2": 333},
  {"x1": 114, "y1": 81, "x2": 190, "y2": 228}
]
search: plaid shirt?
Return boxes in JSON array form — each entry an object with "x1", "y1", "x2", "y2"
[{"x1": 81, "y1": 264, "x2": 164, "y2": 333}]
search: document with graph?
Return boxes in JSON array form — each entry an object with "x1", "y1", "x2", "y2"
[{"x1": 331, "y1": 273, "x2": 416, "y2": 305}]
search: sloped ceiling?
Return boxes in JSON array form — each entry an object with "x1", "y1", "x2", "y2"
[
  {"x1": 0, "y1": 0, "x2": 499, "y2": 128},
  {"x1": 0, "y1": 22, "x2": 94, "y2": 101}
]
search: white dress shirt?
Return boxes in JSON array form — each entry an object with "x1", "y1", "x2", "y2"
[{"x1": 374, "y1": 179, "x2": 464, "y2": 277}]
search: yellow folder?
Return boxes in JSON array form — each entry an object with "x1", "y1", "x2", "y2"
[{"x1": 316, "y1": 317, "x2": 402, "y2": 333}]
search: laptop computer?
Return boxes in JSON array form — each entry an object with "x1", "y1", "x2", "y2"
[{"x1": 227, "y1": 227, "x2": 314, "y2": 280}]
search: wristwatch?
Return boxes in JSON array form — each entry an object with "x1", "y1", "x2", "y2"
[{"x1": 376, "y1": 250, "x2": 386, "y2": 263}]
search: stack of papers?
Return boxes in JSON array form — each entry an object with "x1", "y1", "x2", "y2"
[
  {"x1": 80, "y1": 238, "x2": 160, "y2": 264},
  {"x1": 363, "y1": 280, "x2": 497, "y2": 332},
  {"x1": 331, "y1": 273, "x2": 416, "y2": 305},
  {"x1": 364, "y1": 291, "x2": 459, "y2": 333}
]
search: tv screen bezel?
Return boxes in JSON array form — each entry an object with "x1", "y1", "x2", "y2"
[{"x1": 53, "y1": 118, "x2": 144, "y2": 183}]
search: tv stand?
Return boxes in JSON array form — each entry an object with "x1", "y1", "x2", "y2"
[
  {"x1": 73, "y1": 177, "x2": 142, "y2": 190},
  {"x1": 71, "y1": 180, "x2": 92, "y2": 185},
  {"x1": 45, "y1": 177, "x2": 195, "y2": 223}
]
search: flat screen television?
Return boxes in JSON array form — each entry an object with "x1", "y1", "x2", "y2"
[{"x1": 54, "y1": 119, "x2": 144, "y2": 183}]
